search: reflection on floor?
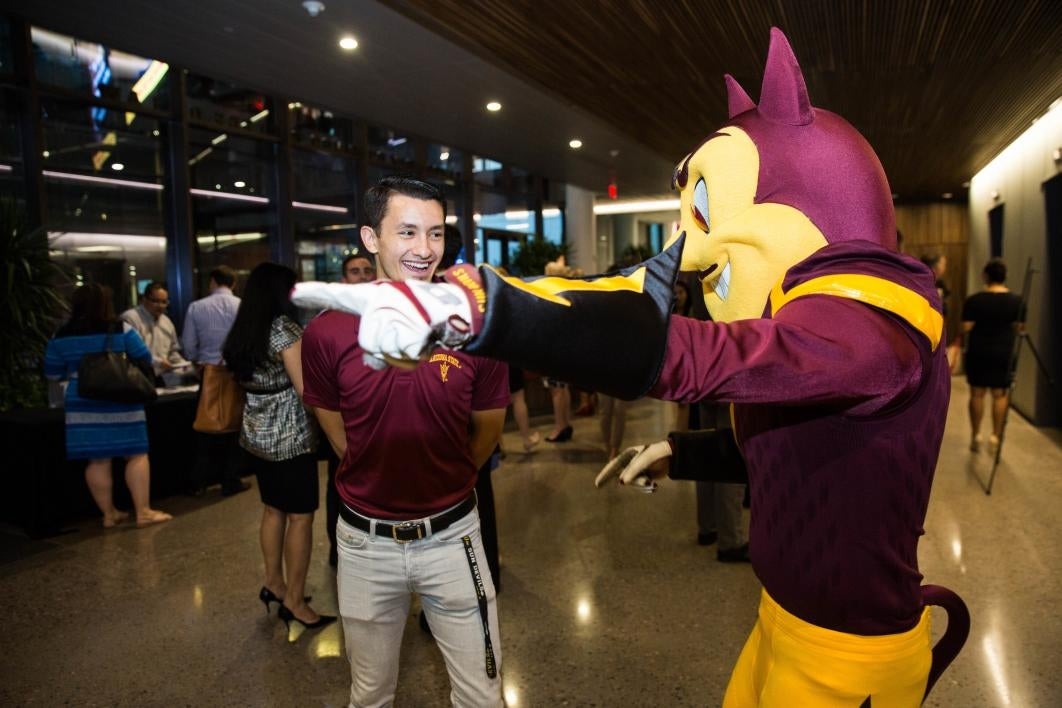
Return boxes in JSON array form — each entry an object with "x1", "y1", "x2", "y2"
[{"x1": 2, "y1": 378, "x2": 1060, "y2": 706}]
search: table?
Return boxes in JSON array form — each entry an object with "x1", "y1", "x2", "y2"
[{"x1": 0, "y1": 389, "x2": 199, "y2": 538}]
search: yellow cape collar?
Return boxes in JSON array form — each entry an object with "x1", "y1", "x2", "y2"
[{"x1": 769, "y1": 274, "x2": 944, "y2": 350}]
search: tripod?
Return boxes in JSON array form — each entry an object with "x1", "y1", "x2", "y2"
[{"x1": 984, "y1": 259, "x2": 1055, "y2": 495}]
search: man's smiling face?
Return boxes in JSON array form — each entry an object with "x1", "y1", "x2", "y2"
[{"x1": 362, "y1": 194, "x2": 445, "y2": 282}]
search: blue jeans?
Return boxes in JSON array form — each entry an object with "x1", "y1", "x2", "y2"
[{"x1": 336, "y1": 506, "x2": 503, "y2": 708}]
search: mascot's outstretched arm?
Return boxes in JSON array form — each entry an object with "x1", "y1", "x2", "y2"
[{"x1": 293, "y1": 234, "x2": 684, "y2": 400}]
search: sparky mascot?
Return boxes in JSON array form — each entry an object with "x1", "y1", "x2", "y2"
[{"x1": 294, "y1": 28, "x2": 969, "y2": 707}]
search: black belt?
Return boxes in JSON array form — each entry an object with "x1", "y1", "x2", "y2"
[{"x1": 339, "y1": 493, "x2": 477, "y2": 543}]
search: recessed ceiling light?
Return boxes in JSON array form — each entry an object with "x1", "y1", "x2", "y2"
[
  {"x1": 962, "y1": 181, "x2": 970, "y2": 188},
  {"x1": 42, "y1": 150, "x2": 50, "y2": 158},
  {"x1": 339, "y1": 36, "x2": 358, "y2": 50},
  {"x1": 942, "y1": 192, "x2": 953, "y2": 199},
  {"x1": 439, "y1": 151, "x2": 450, "y2": 161},
  {"x1": 486, "y1": 101, "x2": 502, "y2": 112},
  {"x1": 111, "y1": 163, "x2": 125, "y2": 171},
  {"x1": 234, "y1": 180, "x2": 246, "y2": 188},
  {"x1": 569, "y1": 139, "x2": 583, "y2": 149}
]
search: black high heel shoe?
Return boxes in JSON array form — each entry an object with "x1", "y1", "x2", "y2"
[
  {"x1": 278, "y1": 604, "x2": 337, "y2": 632},
  {"x1": 546, "y1": 425, "x2": 573, "y2": 443},
  {"x1": 259, "y1": 587, "x2": 313, "y2": 614}
]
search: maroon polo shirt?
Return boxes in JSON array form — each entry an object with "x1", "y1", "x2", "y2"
[{"x1": 302, "y1": 310, "x2": 509, "y2": 520}]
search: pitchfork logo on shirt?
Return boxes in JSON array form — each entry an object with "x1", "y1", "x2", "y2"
[{"x1": 429, "y1": 353, "x2": 462, "y2": 383}]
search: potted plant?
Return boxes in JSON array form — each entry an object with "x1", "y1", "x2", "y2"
[
  {"x1": 509, "y1": 237, "x2": 570, "y2": 277},
  {"x1": 0, "y1": 198, "x2": 69, "y2": 410}
]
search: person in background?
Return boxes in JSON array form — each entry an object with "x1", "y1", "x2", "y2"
[
  {"x1": 341, "y1": 253, "x2": 377, "y2": 284},
  {"x1": 223, "y1": 262, "x2": 332, "y2": 634},
  {"x1": 490, "y1": 268, "x2": 540, "y2": 453},
  {"x1": 598, "y1": 263, "x2": 637, "y2": 459},
  {"x1": 121, "y1": 281, "x2": 188, "y2": 375},
  {"x1": 921, "y1": 253, "x2": 950, "y2": 317},
  {"x1": 671, "y1": 280, "x2": 694, "y2": 431},
  {"x1": 302, "y1": 177, "x2": 508, "y2": 706},
  {"x1": 44, "y1": 283, "x2": 172, "y2": 528},
  {"x1": 321, "y1": 252, "x2": 377, "y2": 566},
  {"x1": 543, "y1": 256, "x2": 574, "y2": 443},
  {"x1": 183, "y1": 266, "x2": 249, "y2": 497},
  {"x1": 693, "y1": 402, "x2": 750, "y2": 562},
  {"x1": 962, "y1": 258, "x2": 1026, "y2": 452}
]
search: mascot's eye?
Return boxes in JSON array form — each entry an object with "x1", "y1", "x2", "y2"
[{"x1": 691, "y1": 178, "x2": 710, "y2": 232}]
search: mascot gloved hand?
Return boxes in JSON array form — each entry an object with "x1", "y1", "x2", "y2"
[
  {"x1": 292, "y1": 265, "x2": 484, "y2": 365},
  {"x1": 594, "y1": 441, "x2": 673, "y2": 491}
]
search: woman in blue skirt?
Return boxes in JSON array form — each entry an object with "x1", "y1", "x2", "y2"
[{"x1": 45, "y1": 283, "x2": 172, "y2": 528}]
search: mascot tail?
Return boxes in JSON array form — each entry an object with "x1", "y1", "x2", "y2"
[{"x1": 921, "y1": 585, "x2": 970, "y2": 700}]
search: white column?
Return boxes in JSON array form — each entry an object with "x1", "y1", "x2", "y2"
[{"x1": 564, "y1": 184, "x2": 597, "y2": 274}]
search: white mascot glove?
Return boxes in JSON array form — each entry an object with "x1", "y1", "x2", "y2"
[
  {"x1": 292, "y1": 280, "x2": 475, "y2": 367},
  {"x1": 593, "y1": 440, "x2": 673, "y2": 493}
]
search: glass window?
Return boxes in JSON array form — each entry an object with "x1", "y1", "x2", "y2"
[
  {"x1": 289, "y1": 101, "x2": 357, "y2": 154},
  {"x1": 0, "y1": 17, "x2": 14, "y2": 77},
  {"x1": 542, "y1": 204, "x2": 564, "y2": 245},
  {"x1": 292, "y1": 149, "x2": 358, "y2": 282},
  {"x1": 428, "y1": 144, "x2": 463, "y2": 179},
  {"x1": 474, "y1": 188, "x2": 534, "y2": 269},
  {"x1": 510, "y1": 166, "x2": 535, "y2": 194},
  {"x1": 186, "y1": 72, "x2": 272, "y2": 135},
  {"x1": 31, "y1": 27, "x2": 171, "y2": 112},
  {"x1": 0, "y1": 90, "x2": 24, "y2": 206},
  {"x1": 367, "y1": 126, "x2": 415, "y2": 167},
  {"x1": 188, "y1": 128, "x2": 275, "y2": 296},
  {"x1": 41, "y1": 100, "x2": 165, "y2": 313},
  {"x1": 473, "y1": 155, "x2": 504, "y2": 188}
]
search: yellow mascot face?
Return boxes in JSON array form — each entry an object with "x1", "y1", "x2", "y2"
[{"x1": 664, "y1": 127, "x2": 828, "y2": 323}]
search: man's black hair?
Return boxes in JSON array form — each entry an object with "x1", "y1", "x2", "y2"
[
  {"x1": 363, "y1": 176, "x2": 446, "y2": 232},
  {"x1": 209, "y1": 265, "x2": 237, "y2": 288},
  {"x1": 984, "y1": 258, "x2": 1007, "y2": 284},
  {"x1": 341, "y1": 252, "x2": 376, "y2": 273}
]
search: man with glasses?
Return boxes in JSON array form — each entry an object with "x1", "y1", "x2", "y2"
[
  {"x1": 121, "y1": 281, "x2": 188, "y2": 375},
  {"x1": 340, "y1": 253, "x2": 377, "y2": 284}
]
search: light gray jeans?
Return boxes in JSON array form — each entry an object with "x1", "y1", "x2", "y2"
[{"x1": 336, "y1": 506, "x2": 503, "y2": 708}]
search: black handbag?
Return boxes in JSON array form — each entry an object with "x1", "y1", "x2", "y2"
[{"x1": 77, "y1": 326, "x2": 158, "y2": 404}]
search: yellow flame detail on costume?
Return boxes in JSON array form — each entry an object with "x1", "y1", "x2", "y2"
[{"x1": 487, "y1": 266, "x2": 647, "y2": 307}]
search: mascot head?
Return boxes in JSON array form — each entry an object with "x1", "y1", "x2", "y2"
[{"x1": 666, "y1": 28, "x2": 895, "y2": 322}]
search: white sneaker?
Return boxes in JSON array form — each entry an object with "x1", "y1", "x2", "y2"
[
  {"x1": 970, "y1": 434, "x2": 983, "y2": 452},
  {"x1": 988, "y1": 434, "x2": 1000, "y2": 450}
]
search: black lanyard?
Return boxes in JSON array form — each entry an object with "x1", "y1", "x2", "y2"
[{"x1": 461, "y1": 535, "x2": 497, "y2": 679}]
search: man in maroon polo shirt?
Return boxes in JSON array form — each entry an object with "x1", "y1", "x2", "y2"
[{"x1": 302, "y1": 177, "x2": 508, "y2": 707}]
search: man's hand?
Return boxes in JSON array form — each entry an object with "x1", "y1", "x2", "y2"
[
  {"x1": 594, "y1": 440, "x2": 673, "y2": 492},
  {"x1": 291, "y1": 275, "x2": 479, "y2": 364}
]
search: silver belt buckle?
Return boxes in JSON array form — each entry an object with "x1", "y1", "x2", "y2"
[{"x1": 392, "y1": 520, "x2": 424, "y2": 543}]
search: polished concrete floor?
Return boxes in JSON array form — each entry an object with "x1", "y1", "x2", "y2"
[{"x1": 2, "y1": 378, "x2": 1061, "y2": 707}]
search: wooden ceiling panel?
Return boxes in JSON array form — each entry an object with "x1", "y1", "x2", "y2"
[{"x1": 383, "y1": 0, "x2": 1062, "y2": 199}]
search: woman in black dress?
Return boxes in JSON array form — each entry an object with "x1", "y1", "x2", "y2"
[
  {"x1": 962, "y1": 258, "x2": 1025, "y2": 452},
  {"x1": 224, "y1": 263, "x2": 334, "y2": 634}
]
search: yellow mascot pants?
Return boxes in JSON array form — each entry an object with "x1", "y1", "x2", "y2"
[{"x1": 723, "y1": 590, "x2": 932, "y2": 707}]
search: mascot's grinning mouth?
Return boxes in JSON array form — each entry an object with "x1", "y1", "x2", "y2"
[{"x1": 703, "y1": 262, "x2": 731, "y2": 301}]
